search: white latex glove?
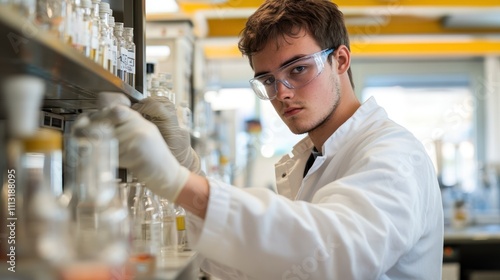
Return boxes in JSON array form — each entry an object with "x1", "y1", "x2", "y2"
[
  {"x1": 107, "y1": 104, "x2": 190, "y2": 202},
  {"x1": 132, "y1": 97, "x2": 203, "y2": 175}
]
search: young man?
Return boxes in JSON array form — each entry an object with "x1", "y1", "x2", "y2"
[{"x1": 110, "y1": 0, "x2": 443, "y2": 278}]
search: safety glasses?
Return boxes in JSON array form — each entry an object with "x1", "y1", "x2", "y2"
[{"x1": 249, "y1": 48, "x2": 334, "y2": 100}]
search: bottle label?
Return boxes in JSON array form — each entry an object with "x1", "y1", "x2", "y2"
[
  {"x1": 81, "y1": 22, "x2": 91, "y2": 48},
  {"x1": 120, "y1": 47, "x2": 128, "y2": 72},
  {"x1": 111, "y1": 45, "x2": 117, "y2": 67},
  {"x1": 176, "y1": 216, "x2": 185, "y2": 231},
  {"x1": 127, "y1": 50, "x2": 135, "y2": 74},
  {"x1": 91, "y1": 26, "x2": 99, "y2": 48}
]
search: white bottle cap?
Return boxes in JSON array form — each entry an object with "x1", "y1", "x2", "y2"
[{"x1": 1, "y1": 75, "x2": 45, "y2": 138}]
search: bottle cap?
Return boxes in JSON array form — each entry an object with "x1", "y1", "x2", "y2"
[
  {"x1": 114, "y1": 22, "x2": 124, "y2": 31},
  {"x1": 23, "y1": 128, "x2": 62, "y2": 152},
  {"x1": 81, "y1": 0, "x2": 92, "y2": 8},
  {"x1": 1, "y1": 75, "x2": 45, "y2": 138}
]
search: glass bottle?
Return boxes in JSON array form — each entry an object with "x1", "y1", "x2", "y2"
[
  {"x1": 79, "y1": 0, "x2": 92, "y2": 57},
  {"x1": 158, "y1": 197, "x2": 178, "y2": 256},
  {"x1": 123, "y1": 27, "x2": 136, "y2": 87},
  {"x1": 108, "y1": 15, "x2": 118, "y2": 75},
  {"x1": 175, "y1": 205, "x2": 187, "y2": 252},
  {"x1": 157, "y1": 73, "x2": 174, "y2": 103},
  {"x1": 148, "y1": 78, "x2": 168, "y2": 98},
  {"x1": 178, "y1": 100, "x2": 193, "y2": 132},
  {"x1": 21, "y1": 128, "x2": 72, "y2": 264},
  {"x1": 166, "y1": 81, "x2": 176, "y2": 104},
  {"x1": 98, "y1": 13, "x2": 110, "y2": 70},
  {"x1": 89, "y1": 0, "x2": 101, "y2": 62},
  {"x1": 114, "y1": 22, "x2": 126, "y2": 81},
  {"x1": 5, "y1": 0, "x2": 36, "y2": 21},
  {"x1": 59, "y1": 117, "x2": 121, "y2": 280},
  {"x1": 63, "y1": 0, "x2": 74, "y2": 45},
  {"x1": 36, "y1": 0, "x2": 68, "y2": 41},
  {"x1": 69, "y1": 0, "x2": 82, "y2": 51},
  {"x1": 98, "y1": 2, "x2": 111, "y2": 70},
  {"x1": 129, "y1": 185, "x2": 160, "y2": 276}
]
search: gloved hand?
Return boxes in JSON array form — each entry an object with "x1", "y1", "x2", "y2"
[
  {"x1": 132, "y1": 97, "x2": 203, "y2": 175},
  {"x1": 107, "y1": 104, "x2": 191, "y2": 202}
]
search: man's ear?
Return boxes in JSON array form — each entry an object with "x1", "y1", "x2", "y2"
[{"x1": 334, "y1": 45, "x2": 351, "y2": 75}]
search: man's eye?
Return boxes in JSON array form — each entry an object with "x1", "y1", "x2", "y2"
[
  {"x1": 291, "y1": 65, "x2": 306, "y2": 74},
  {"x1": 262, "y1": 76, "x2": 275, "y2": 86}
]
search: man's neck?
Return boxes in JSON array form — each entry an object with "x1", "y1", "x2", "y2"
[{"x1": 308, "y1": 91, "x2": 360, "y2": 151}]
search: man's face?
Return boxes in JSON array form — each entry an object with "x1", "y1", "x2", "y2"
[{"x1": 251, "y1": 31, "x2": 341, "y2": 135}]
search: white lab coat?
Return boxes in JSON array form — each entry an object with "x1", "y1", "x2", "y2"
[{"x1": 187, "y1": 97, "x2": 444, "y2": 280}]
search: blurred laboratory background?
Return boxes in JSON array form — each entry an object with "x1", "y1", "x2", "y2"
[{"x1": 1, "y1": 0, "x2": 500, "y2": 279}]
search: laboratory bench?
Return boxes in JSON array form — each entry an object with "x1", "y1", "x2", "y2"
[
  {"x1": 443, "y1": 224, "x2": 500, "y2": 280},
  {"x1": 0, "y1": 251, "x2": 200, "y2": 280}
]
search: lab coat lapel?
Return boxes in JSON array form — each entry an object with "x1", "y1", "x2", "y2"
[{"x1": 275, "y1": 137, "x2": 314, "y2": 200}]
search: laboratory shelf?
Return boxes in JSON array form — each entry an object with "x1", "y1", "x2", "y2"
[{"x1": 0, "y1": 6, "x2": 143, "y2": 111}]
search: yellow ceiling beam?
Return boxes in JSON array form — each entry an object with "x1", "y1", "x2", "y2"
[
  {"x1": 346, "y1": 16, "x2": 500, "y2": 35},
  {"x1": 351, "y1": 40, "x2": 500, "y2": 57},
  {"x1": 205, "y1": 15, "x2": 500, "y2": 37},
  {"x1": 203, "y1": 39, "x2": 500, "y2": 59},
  {"x1": 179, "y1": 0, "x2": 500, "y2": 14}
]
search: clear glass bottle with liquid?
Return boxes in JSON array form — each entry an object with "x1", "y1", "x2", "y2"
[
  {"x1": 156, "y1": 73, "x2": 175, "y2": 103},
  {"x1": 21, "y1": 128, "x2": 72, "y2": 264},
  {"x1": 130, "y1": 185, "x2": 160, "y2": 276},
  {"x1": 70, "y1": 0, "x2": 83, "y2": 51},
  {"x1": 61, "y1": 116, "x2": 125, "y2": 280},
  {"x1": 148, "y1": 78, "x2": 168, "y2": 98},
  {"x1": 158, "y1": 197, "x2": 178, "y2": 256},
  {"x1": 177, "y1": 100, "x2": 192, "y2": 132},
  {"x1": 98, "y1": 2, "x2": 111, "y2": 70},
  {"x1": 175, "y1": 205, "x2": 187, "y2": 252},
  {"x1": 63, "y1": 0, "x2": 74, "y2": 45},
  {"x1": 89, "y1": 0, "x2": 101, "y2": 62},
  {"x1": 123, "y1": 27, "x2": 136, "y2": 87},
  {"x1": 79, "y1": 0, "x2": 92, "y2": 57},
  {"x1": 108, "y1": 15, "x2": 118, "y2": 75},
  {"x1": 114, "y1": 22, "x2": 126, "y2": 81},
  {"x1": 36, "y1": 0, "x2": 68, "y2": 41},
  {"x1": 4, "y1": 0, "x2": 37, "y2": 21},
  {"x1": 165, "y1": 82, "x2": 176, "y2": 104}
]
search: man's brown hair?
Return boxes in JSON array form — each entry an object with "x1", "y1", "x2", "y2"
[{"x1": 238, "y1": 0, "x2": 354, "y2": 89}]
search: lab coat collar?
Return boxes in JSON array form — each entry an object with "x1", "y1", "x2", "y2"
[
  {"x1": 321, "y1": 96, "x2": 384, "y2": 157},
  {"x1": 274, "y1": 97, "x2": 385, "y2": 200}
]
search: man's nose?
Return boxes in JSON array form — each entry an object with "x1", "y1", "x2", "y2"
[{"x1": 274, "y1": 80, "x2": 294, "y2": 100}]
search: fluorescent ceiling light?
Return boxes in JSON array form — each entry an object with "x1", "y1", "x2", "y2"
[
  {"x1": 146, "y1": 0, "x2": 179, "y2": 13},
  {"x1": 146, "y1": 46, "x2": 171, "y2": 58},
  {"x1": 443, "y1": 12, "x2": 500, "y2": 28},
  {"x1": 177, "y1": 0, "x2": 228, "y2": 3}
]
